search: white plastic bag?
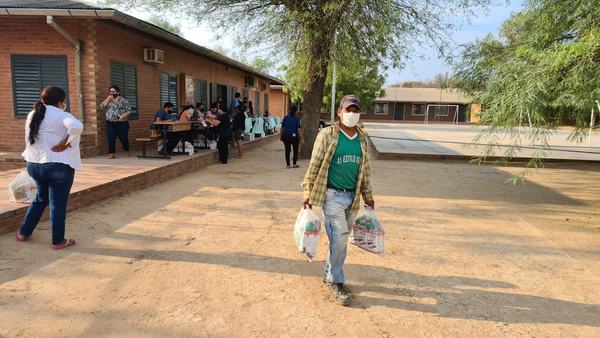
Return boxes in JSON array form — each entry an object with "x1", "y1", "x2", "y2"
[
  {"x1": 350, "y1": 207, "x2": 385, "y2": 256},
  {"x1": 208, "y1": 140, "x2": 217, "y2": 150},
  {"x1": 8, "y1": 171, "x2": 37, "y2": 204},
  {"x1": 293, "y1": 207, "x2": 321, "y2": 261}
]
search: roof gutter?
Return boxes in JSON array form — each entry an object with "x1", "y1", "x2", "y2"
[{"x1": 46, "y1": 15, "x2": 84, "y2": 121}]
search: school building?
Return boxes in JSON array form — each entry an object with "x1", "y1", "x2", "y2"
[
  {"x1": 0, "y1": 0, "x2": 285, "y2": 156},
  {"x1": 362, "y1": 87, "x2": 471, "y2": 123}
]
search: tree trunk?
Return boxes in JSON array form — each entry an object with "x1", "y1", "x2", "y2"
[{"x1": 300, "y1": 36, "x2": 331, "y2": 158}]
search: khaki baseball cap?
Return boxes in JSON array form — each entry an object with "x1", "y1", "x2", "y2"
[{"x1": 339, "y1": 94, "x2": 361, "y2": 110}]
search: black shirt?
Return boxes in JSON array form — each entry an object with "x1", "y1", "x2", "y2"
[{"x1": 217, "y1": 113, "x2": 232, "y2": 140}]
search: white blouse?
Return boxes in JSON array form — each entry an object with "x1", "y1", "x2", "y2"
[{"x1": 22, "y1": 105, "x2": 84, "y2": 170}]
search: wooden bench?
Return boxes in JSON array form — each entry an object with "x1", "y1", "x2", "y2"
[{"x1": 136, "y1": 137, "x2": 169, "y2": 159}]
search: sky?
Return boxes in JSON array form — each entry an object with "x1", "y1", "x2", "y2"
[{"x1": 101, "y1": 0, "x2": 525, "y2": 85}]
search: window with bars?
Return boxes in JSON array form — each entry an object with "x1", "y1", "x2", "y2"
[
  {"x1": 11, "y1": 55, "x2": 69, "y2": 117},
  {"x1": 264, "y1": 93, "x2": 269, "y2": 114},
  {"x1": 254, "y1": 91, "x2": 261, "y2": 115},
  {"x1": 110, "y1": 60, "x2": 138, "y2": 119},
  {"x1": 412, "y1": 104, "x2": 426, "y2": 116},
  {"x1": 160, "y1": 71, "x2": 178, "y2": 108},
  {"x1": 374, "y1": 103, "x2": 388, "y2": 115},
  {"x1": 194, "y1": 79, "x2": 208, "y2": 106}
]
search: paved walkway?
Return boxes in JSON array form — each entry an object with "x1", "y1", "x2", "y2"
[
  {"x1": 0, "y1": 141, "x2": 599, "y2": 336},
  {"x1": 366, "y1": 123, "x2": 600, "y2": 161}
]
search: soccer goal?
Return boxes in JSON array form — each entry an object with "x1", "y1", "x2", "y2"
[{"x1": 425, "y1": 104, "x2": 460, "y2": 124}]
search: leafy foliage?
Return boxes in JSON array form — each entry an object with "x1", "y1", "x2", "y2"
[{"x1": 453, "y1": 0, "x2": 600, "y2": 179}]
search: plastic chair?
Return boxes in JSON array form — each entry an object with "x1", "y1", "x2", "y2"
[{"x1": 252, "y1": 116, "x2": 265, "y2": 136}]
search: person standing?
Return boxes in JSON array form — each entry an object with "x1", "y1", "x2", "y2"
[
  {"x1": 232, "y1": 104, "x2": 246, "y2": 157},
  {"x1": 301, "y1": 95, "x2": 374, "y2": 306},
  {"x1": 281, "y1": 106, "x2": 304, "y2": 169},
  {"x1": 207, "y1": 103, "x2": 232, "y2": 164},
  {"x1": 99, "y1": 85, "x2": 131, "y2": 159},
  {"x1": 229, "y1": 92, "x2": 241, "y2": 120},
  {"x1": 16, "y1": 86, "x2": 83, "y2": 250}
]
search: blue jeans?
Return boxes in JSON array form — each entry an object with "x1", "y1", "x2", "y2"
[
  {"x1": 106, "y1": 120, "x2": 129, "y2": 154},
  {"x1": 322, "y1": 188, "x2": 356, "y2": 284},
  {"x1": 19, "y1": 162, "x2": 75, "y2": 245}
]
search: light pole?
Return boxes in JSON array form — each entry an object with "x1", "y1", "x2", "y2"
[{"x1": 330, "y1": 31, "x2": 337, "y2": 123}]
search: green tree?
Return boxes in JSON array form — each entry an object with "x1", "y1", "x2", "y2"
[
  {"x1": 107, "y1": 0, "x2": 490, "y2": 157},
  {"x1": 147, "y1": 15, "x2": 182, "y2": 35},
  {"x1": 453, "y1": 0, "x2": 600, "y2": 180}
]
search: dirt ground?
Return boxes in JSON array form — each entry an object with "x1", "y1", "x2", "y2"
[{"x1": 1, "y1": 140, "x2": 599, "y2": 337}]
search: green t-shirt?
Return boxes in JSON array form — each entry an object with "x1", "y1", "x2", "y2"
[{"x1": 327, "y1": 131, "x2": 362, "y2": 190}]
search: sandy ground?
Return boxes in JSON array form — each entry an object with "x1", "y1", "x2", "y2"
[{"x1": 1, "y1": 140, "x2": 599, "y2": 337}]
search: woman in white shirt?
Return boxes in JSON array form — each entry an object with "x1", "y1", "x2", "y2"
[{"x1": 16, "y1": 86, "x2": 83, "y2": 250}]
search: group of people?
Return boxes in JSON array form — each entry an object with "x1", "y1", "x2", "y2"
[
  {"x1": 15, "y1": 83, "x2": 375, "y2": 307},
  {"x1": 98, "y1": 84, "x2": 262, "y2": 164}
]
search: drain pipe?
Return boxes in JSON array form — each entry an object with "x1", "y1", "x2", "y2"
[{"x1": 46, "y1": 15, "x2": 84, "y2": 121}]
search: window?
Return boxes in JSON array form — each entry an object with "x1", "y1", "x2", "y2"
[
  {"x1": 264, "y1": 93, "x2": 269, "y2": 113},
  {"x1": 160, "y1": 71, "x2": 177, "y2": 108},
  {"x1": 242, "y1": 88, "x2": 249, "y2": 100},
  {"x1": 194, "y1": 79, "x2": 208, "y2": 105},
  {"x1": 255, "y1": 91, "x2": 261, "y2": 114},
  {"x1": 11, "y1": 55, "x2": 69, "y2": 117},
  {"x1": 110, "y1": 60, "x2": 138, "y2": 119},
  {"x1": 374, "y1": 103, "x2": 388, "y2": 115},
  {"x1": 412, "y1": 104, "x2": 426, "y2": 116},
  {"x1": 434, "y1": 105, "x2": 449, "y2": 117}
]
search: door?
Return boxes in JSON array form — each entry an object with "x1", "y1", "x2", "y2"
[{"x1": 394, "y1": 103, "x2": 404, "y2": 120}]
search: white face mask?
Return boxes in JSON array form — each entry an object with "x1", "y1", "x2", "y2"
[{"x1": 341, "y1": 112, "x2": 360, "y2": 127}]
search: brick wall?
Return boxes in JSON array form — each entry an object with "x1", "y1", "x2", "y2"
[
  {"x1": 0, "y1": 17, "x2": 99, "y2": 154},
  {"x1": 0, "y1": 17, "x2": 274, "y2": 155},
  {"x1": 93, "y1": 20, "x2": 272, "y2": 154},
  {"x1": 268, "y1": 88, "x2": 288, "y2": 119}
]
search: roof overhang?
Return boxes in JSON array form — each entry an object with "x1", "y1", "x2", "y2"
[{"x1": 0, "y1": 7, "x2": 285, "y2": 85}]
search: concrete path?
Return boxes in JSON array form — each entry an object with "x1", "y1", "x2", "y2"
[
  {"x1": 1, "y1": 140, "x2": 599, "y2": 337},
  {"x1": 366, "y1": 123, "x2": 600, "y2": 162}
]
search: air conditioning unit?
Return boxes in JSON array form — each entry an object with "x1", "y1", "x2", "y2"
[{"x1": 143, "y1": 48, "x2": 164, "y2": 64}]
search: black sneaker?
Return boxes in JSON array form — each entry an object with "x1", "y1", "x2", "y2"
[{"x1": 329, "y1": 283, "x2": 350, "y2": 306}]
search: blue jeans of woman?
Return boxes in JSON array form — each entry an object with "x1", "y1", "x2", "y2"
[
  {"x1": 19, "y1": 162, "x2": 75, "y2": 245},
  {"x1": 106, "y1": 120, "x2": 129, "y2": 154},
  {"x1": 322, "y1": 188, "x2": 356, "y2": 284}
]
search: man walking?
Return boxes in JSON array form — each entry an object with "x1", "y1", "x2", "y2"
[{"x1": 302, "y1": 94, "x2": 375, "y2": 306}]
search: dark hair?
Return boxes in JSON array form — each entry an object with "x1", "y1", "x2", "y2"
[
  {"x1": 195, "y1": 102, "x2": 204, "y2": 109},
  {"x1": 289, "y1": 105, "x2": 298, "y2": 117},
  {"x1": 109, "y1": 85, "x2": 120, "y2": 93},
  {"x1": 163, "y1": 102, "x2": 174, "y2": 109},
  {"x1": 29, "y1": 86, "x2": 66, "y2": 145},
  {"x1": 234, "y1": 92, "x2": 241, "y2": 98}
]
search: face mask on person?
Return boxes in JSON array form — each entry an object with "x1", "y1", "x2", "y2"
[{"x1": 341, "y1": 112, "x2": 360, "y2": 127}]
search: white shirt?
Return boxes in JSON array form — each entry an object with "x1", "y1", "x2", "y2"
[{"x1": 22, "y1": 105, "x2": 84, "y2": 170}]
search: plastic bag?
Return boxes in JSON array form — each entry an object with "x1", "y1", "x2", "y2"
[
  {"x1": 293, "y1": 207, "x2": 321, "y2": 261},
  {"x1": 350, "y1": 207, "x2": 385, "y2": 256},
  {"x1": 8, "y1": 171, "x2": 37, "y2": 204}
]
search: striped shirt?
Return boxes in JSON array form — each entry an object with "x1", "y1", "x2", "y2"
[{"x1": 302, "y1": 121, "x2": 373, "y2": 216}]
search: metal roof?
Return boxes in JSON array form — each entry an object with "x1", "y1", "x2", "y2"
[
  {"x1": 376, "y1": 87, "x2": 469, "y2": 104},
  {"x1": 0, "y1": 0, "x2": 285, "y2": 85}
]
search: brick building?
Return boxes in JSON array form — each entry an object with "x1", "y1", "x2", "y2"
[
  {"x1": 364, "y1": 87, "x2": 471, "y2": 123},
  {"x1": 317, "y1": 87, "x2": 471, "y2": 124},
  {"x1": 0, "y1": 0, "x2": 284, "y2": 156},
  {"x1": 267, "y1": 85, "x2": 290, "y2": 119}
]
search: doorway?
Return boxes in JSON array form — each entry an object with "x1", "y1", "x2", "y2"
[{"x1": 394, "y1": 103, "x2": 404, "y2": 120}]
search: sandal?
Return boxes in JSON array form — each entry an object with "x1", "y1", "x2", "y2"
[
  {"x1": 292, "y1": 164, "x2": 300, "y2": 168},
  {"x1": 16, "y1": 232, "x2": 29, "y2": 242},
  {"x1": 286, "y1": 165, "x2": 291, "y2": 169},
  {"x1": 51, "y1": 239, "x2": 76, "y2": 250}
]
